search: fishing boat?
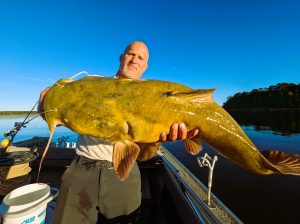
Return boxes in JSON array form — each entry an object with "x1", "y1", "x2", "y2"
[{"x1": 1, "y1": 136, "x2": 243, "y2": 224}]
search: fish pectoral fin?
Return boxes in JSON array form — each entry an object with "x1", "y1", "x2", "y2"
[
  {"x1": 262, "y1": 150, "x2": 300, "y2": 175},
  {"x1": 137, "y1": 142, "x2": 161, "y2": 161},
  {"x1": 184, "y1": 137, "x2": 202, "y2": 155},
  {"x1": 113, "y1": 140, "x2": 140, "y2": 181},
  {"x1": 164, "y1": 88, "x2": 216, "y2": 103}
]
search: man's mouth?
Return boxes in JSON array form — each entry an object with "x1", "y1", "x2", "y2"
[{"x1": 127, "y1": 65, "x2": 137, "y2": 71}]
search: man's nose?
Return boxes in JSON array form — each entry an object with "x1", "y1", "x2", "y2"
[{"x1": 131, "y1": 55, "x2": 138, "y2": 63}]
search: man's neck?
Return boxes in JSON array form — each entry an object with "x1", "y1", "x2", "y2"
[{"x1": 115, "y1": 72, "x2": 124, "y2": 80}]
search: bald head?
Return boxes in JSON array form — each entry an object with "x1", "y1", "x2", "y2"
[
  {"x1": 124, "y1": 42, "x2": 149, "y2": 58},
  {"x1": 117, "y1": 41, "x2": 149, "y2": 80}
]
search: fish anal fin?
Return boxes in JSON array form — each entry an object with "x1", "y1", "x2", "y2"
[
  {"x1": 262, "y1": 150, "x2": 300, "y2": 175},
  {"x1": 165, "y1": 88, "x2": 216, "y2": 103},
  {"x1": 184, "y1": 137, "x2": 202, "y2": 155},
  {"x1": 113, "y1": 140, "x2": 140, "y2": 181}
]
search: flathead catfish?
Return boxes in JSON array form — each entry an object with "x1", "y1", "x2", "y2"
[{"x1": 39, "y1": 75, "x2": 300, "y2": 181}]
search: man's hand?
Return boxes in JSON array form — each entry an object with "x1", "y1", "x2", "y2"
[
  {"x1": 38, "y1": 87, "x2": 50, "y2": 119},
  {"x1": 39, "y1": 87, "x2": 50, "y2": 104},
  {"x1": 159, "y1": 123, "x2": 199, "y2": 142},
  {"x1": 138, "y1": 123, "x2": 199, "y2": 160}
]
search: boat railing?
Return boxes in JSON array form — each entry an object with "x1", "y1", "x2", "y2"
[{"x1": 159, "y1": 146, "x2": 243, "y2": 224}]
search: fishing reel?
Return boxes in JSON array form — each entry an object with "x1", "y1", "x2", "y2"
[
  {"x1": 1, "y1": 121, "x2": 29, "y2": 150},
  {"x1": 1, "y1": 121, "x2": 38, "y2": 166},
  {"x1": 4, "y1": 121, "x2": 28, "y2": 138}
]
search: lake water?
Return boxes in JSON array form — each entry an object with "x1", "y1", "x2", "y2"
[
  {"x1": 1, "y1": 112, "x2": 300, "y2": 224},
  {"x1": 0, "y1": 115, "x2": 78, "y2": 144}
]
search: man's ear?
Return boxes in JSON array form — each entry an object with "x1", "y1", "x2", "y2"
[{"x1": 142, "y1": 63, "x2": 148, "y2": 73}]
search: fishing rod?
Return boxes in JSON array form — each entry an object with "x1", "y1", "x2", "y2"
[
  {"x1": 2, "y1": 71, "x2": 90, "y2": 149},
  {"x1": 3, "y1": 100, "x2": 39, "y2": 150}
]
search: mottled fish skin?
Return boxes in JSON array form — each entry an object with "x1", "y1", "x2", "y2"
[
  {"x1": 44, "y1": 77, "x2": 194, "y2": 143},
  {"x1": 40, "y1": 76, "x2": 300, "y2": 180}
]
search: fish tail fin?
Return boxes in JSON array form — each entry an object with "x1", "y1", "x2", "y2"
[
  {"x1": 37, "y1": 126, "x2": 55, "y2": 182},
  {"x1": 262, "y1": 150, "x2": 300, "y2": 175},
  {"x1": 113, "y1": 140, "x2": 140, "y2": 181}
]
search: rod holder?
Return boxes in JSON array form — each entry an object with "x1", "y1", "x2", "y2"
[{"x1": 197, "y1": 153, "x2": 218, "y2": 207}]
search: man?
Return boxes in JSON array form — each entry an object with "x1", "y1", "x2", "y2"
[{"x1": 39, "y1": 41, "x2": 199, "y2": 223}]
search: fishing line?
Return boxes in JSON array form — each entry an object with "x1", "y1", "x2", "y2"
[
  {"x1": 1, "y1": 100, "x2": 39, "y2": 194},
  {"x1": 14, "y1": 75, "x2": 52, "y2": 83},
  {"x1": 5, "y1": 71, "x2": 90, "y2": 147}
]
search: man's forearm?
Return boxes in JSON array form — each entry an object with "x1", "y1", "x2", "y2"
[
  {"x1": 38, "y1": 87, "x2": 50, "y2": 121},
  {"x1": 37, "y1": 101, "x2": 46, "y2": 120}
]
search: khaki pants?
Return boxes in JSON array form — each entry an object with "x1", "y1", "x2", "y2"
[{"x1": 54, "y1": 156, "x2": 141, "y2": 224}]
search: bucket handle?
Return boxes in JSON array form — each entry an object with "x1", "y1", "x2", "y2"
[{"x1": 44, "y1": 187, "x2": 59, "y2": 204}]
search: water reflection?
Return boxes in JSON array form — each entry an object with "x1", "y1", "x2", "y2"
[{"x1": 227, "y1": 110, "x2": 300, "y2": 135}]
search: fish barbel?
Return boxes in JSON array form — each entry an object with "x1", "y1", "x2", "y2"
[{"x1": 39, "y1": 75, "x2": 300, "y2": 180}]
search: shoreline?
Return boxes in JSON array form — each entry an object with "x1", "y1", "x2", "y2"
[{"x1": 0, "y1": 111, "x2": 38, "y2": 116}]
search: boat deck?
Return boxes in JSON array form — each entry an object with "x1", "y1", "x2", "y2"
[
  {"x1": 1, "y1": 137, "x2": 243, "y2": 223},
  {"x1": 29, "y1": 158, "x2": 185, "y2": 224}
]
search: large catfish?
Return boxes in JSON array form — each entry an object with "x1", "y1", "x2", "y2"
[{"x1": 39, "y1": 75, "x2": 300, "y2": 180}]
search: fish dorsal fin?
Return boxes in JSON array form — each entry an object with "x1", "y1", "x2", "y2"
[
  {"x1": 184, "y1": 137, "x2": 203, "y2": 155},
  {"x1": 164, "y1": 88, "x2": 216, "y2": 103},
  {"x1": 113, "y1": 140, "x2": 140, "y2": 181}
]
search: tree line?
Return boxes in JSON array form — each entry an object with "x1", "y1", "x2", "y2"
[
  {"x1": 223, "y1": 83, "x2": 300, "y2": 110},
  {"x1": 0, "y1": 111, "x2": 38, "y2": 115}
]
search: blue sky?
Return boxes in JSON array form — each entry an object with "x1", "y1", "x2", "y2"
[{"x1": 0, "y1": 0, "x2": 299, "y2": 110}]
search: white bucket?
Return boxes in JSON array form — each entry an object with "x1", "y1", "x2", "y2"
[{"x1": 0, "y1": 183, "x2": 59, "y2": 224}]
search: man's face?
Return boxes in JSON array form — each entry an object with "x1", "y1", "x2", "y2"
[{"x1": 118, "y1": 42, "x2": 149, "y2": 80}]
